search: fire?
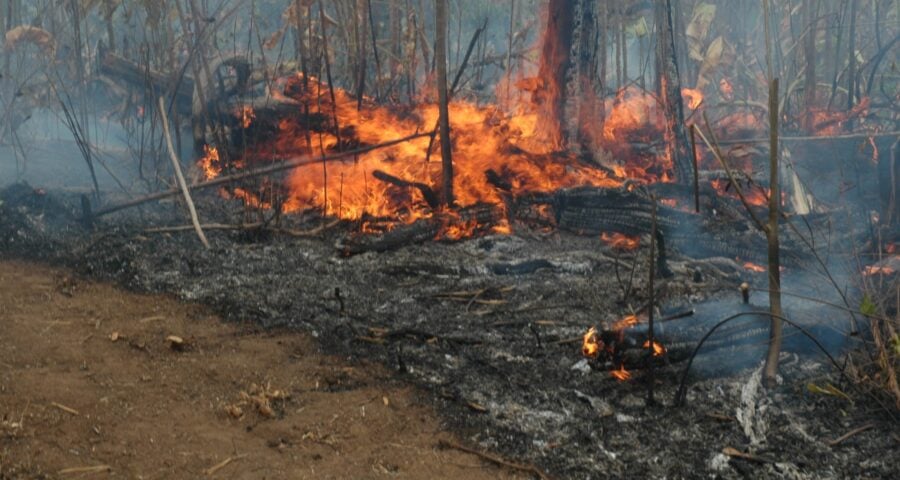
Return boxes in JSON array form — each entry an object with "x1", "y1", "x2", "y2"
[
  {"x1": 681, "y1": 88, "x2": 704, "y2": 110},
  {"x1": 743, "y1": 261, "x2": 766, "y2": 273},
  {"x1": 582, "y1": 326, "x2": 601, "y2": 358},
  {"x1": 600, "y1": 232, "x2": 640, "y2": 251},
  {"x1": 237, "y1": 105, "x2": 256, "y2": 128},
  {"x1": 711, "y1": 179, "x2": 768, "y2": 207},
  {"x1": 207, "y1": 73, "x2": 643, "y2": 223},
  {"x1": 612, "y1": 314, "x2": 640, "y2": 331},
  {"x1": 643, "y1": 339, "x2": 666, "y2": 356},
  {"x1": 199, "y1": 145, "x2": 222, "y2": 180},
  {"x1": 610, "y1": 365, "x2": 631, "y2": 381}
]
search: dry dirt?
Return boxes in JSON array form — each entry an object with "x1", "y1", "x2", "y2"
[{"x1": 0, "y1": 260, "x2": 524, "y2": 479}]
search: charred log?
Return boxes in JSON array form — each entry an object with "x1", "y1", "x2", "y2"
[{"x1": 98, "y1": 50, "x2": 194, "y2": 114}]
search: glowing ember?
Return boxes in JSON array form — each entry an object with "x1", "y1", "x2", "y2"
[
  {"x1": 643, "y1": 339, "x2": 666, "y2": 356},
  {"x1": 601, "y1": 232, "x2": 640, "y2": 251},
  {"x1": 681, "y1": 88, "x2": 704, "y2": 110},
  {"x1": 612, "y1": 314, "x2": 640, "y2": 331},
  {"x1": 743, "y1": 262, "x2": 766, "y2": 273},
  {"x1": 582, "y1": 326, "x2": 601, "y2": 358},
  {"x1": 611, "y1": 364, "x2": 631, "y2": 381}
]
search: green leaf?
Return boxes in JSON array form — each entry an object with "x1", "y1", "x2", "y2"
[
  {"x1": 891, "y1": 334, "x2": 900, "y2": 356},
  {"x1": 859, "y1": 295, "x2": 877, "y2": 316}
]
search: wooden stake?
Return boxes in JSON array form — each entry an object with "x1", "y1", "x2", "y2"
[{"x1": 158, "y1": 97, "x2": 210, "y2": 249}]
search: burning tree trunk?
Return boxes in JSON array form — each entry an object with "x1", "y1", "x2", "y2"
[
  {"x1": 435, "y1": 0, "x2": 453, "y2": 206},
  {"x1": 534, "y1": 0, "x2": 575, "y2": 150},
  {"x1": 654, "y1": 0, "x2": 692, "y2": 184}
]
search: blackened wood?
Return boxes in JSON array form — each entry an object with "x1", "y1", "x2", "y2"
[
  {"x1": 98, "y1": 51, "x2": 194, "y2": 113},
  {"x1": 372, "y1": 170, "x2": 440, "y2": 209},
  {"x1": 654, "y1": 0, "x2": 692, "y2": 184}
]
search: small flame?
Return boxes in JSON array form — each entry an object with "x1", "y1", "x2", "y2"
[
  {"x1": 601, "y1": 232, "x2": 640, "y2": 251},
  {"x1": 199, "y1": 145, "x2": 222, "y2": 180},
  {"x1": 681, "y1": 88, "x2": 704, "y2": 110},
  {"x1": 582, "y1": 327, "x2": 601, "y2": 358},
  {"x1": 743, "y1": 262, "x2": 766, "y2": 273},
  {"x1": 864, "y1": 265, "x2": 896, "y2": 276},
  {"x1": 642, "y1": 339, "x2": 666, "y2": 356},
  {"x1": 610, "y1": 365, "x2": 631, "y2": 381},
  {"x1": 612, "y1": 314, "x2": 640, "y2": 331},
  {"x1": 237, "y1": 105, "x2": 256, "y2": 128}
]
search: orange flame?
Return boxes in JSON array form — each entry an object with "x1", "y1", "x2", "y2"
[
  {"x1": 199, "y1": 145, "x2": 222, "y2": 180},
  {"x1": 237, "y1": 105, "x2": 256, "y2": 129},
  {"x1": 611, "y1": 365, "x2": 631, "y2": 381},
  {"x1": 642, "y1": 339, "x2": 666, "y2": 356},
  {"x1": 582, "y1": 326, "x2": 600, "y2": 358},
  {"x1": 600, "y1": 232, "x2": 640, "y2": 251},
  {"x1": 681, "y1": 88, "x2": 704, "y2": 110},
  {"x1": 612, "y1": 314, "x2": 640, "y2": 331}
]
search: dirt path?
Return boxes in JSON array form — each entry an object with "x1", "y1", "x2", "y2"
[{"x1": 0, "y1": 261, "x2": 522, "y2": 479}]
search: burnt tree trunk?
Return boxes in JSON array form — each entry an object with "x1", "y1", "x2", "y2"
[
  {"x1": 435, "y1": 0, "x2": 453, "y2": 206},
  {"x1": 534, "y1": 0, "x2": 575, "y2": 150},
  {"x1": 654, "y1": 0, "x2": 692, "y2": 184}
]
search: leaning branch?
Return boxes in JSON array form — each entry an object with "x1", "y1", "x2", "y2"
[{"x1": 92, "y1": 132, "x2": 431, "y2": 218}]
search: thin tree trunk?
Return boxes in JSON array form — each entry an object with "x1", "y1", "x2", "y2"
[
  {"x1": 435, "y1": 0, "x2": 453, "y2": 207},
  {"x1": 654, "y1": 0, "x2": 692, "y2": 184},
  {"x1": 845, "y1": 0, "x2": 858, "y2": 130},
  {"x1": 803, "y1": 0, "x2": 819, "y2": 133},
  {"x1": 763, "y1": 78, "x2": 783, "y2": 387},
  {"x1": 535, "y1": 0, "x2": 574, "y2": 149}
]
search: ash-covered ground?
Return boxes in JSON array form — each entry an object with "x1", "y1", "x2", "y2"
[{"x1": 1, "y1": 182, "x2": 896, "y2": 479}]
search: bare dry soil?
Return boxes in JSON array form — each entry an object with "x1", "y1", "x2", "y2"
[{"x1": 0, "y1": 260, "x2": 522, "y2": 479}]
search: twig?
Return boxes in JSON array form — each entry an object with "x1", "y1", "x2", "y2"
[
  {"x1": 51, "y1": 402, "x2": 79, "y2": 416},
  {"x1": 92, "y1": 132, "x2": 430, "y2": 218},
  {"x1": 827, "y1": 423, "x2": 874, "y2": 446},
  {"x1": 204, "y1": 454, "x2": 247, "y2": 476},
  {"x1": 722, "y1": 447, "x2": 773, "y2": 463},
  {"x1": 159, "y1": 97, "x2": 209, "y2": 249},
  {"x1": 438, "y1": 439, "x2": 552, "y2": 480},
  {"x1": 58, "y1": 465, "x2": 111, "y2": 475}
]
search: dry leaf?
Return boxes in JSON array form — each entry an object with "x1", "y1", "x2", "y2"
[
  {"x1": 4, "y1": 26, "x2": 56, "y2": 57},
  {"x1": 109, "y1": 332, "x2": 120, "y2": 342}
]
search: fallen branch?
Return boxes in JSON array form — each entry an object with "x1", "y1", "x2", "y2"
[
  {"x1": 437, "y1": 439, "x2": 552, "y2": 480},
  {"x1": 713, "y1": 130, "x2": 900, "y2": 145},
  {"x1": 92, "y1": 132, "x2": 431, "y2": 219},
  {"x1": 58, "y1": 465, "x2": 111, "y2": 475},
  {"x1": 722, "y1": 446, "x2": 773, "y2": 464},
  {"x1": 827, "y1": 423, "x2": 874, "y2": 446},
  {"x1": 204, "y1": 454, "x2": 247, "y2": 476},
  {"x1": 51, "y1": 402, "x2": 79, "y2": 416}
]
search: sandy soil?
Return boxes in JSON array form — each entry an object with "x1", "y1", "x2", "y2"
[{"x1": 0, "y1": 260, "x2": 522, "y2": 479}]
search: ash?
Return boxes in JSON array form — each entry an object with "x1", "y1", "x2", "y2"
[{"x1": 1, "y1": 183, "x2": 895, "y2": 479}]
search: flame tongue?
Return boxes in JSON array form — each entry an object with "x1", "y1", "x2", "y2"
[{"x1": 582, "y1": 326, "x2": 601, "y2": 358}]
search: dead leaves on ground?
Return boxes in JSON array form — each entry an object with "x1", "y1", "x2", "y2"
[{"x1": 223, "y1": 382, "x2": 290, "y2": 420}]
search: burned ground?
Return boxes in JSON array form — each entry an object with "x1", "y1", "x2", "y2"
[{"x1": 1, "y1": 183, "x2": 896, "y2": 479}]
